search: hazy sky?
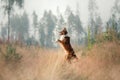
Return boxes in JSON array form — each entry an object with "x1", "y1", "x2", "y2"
[{"x1": 24, "y1": 0, "x2": 115, "y2": 25}]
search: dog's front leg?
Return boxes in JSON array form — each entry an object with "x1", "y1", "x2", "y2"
[{"x1": 57, "y1": 39, "x2": 63, "y2": 43}]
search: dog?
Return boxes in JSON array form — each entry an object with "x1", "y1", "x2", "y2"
[{"x1": 57, "y1": 28, "x2": 78, "y2": 63}]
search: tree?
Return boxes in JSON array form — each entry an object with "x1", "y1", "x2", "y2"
[
  {"x1": 67, "y1": 11, "x2": 85, "y2": 45},
  {"x1": 118, "y1": 18, "x2": 120, "y2": 33},
  {"x1": 87, "y1": 26, "x2": 92, "y2": 49},
  {"x1": 39, "y1": 23, "x2": 45, "y2": 47},
  {"x1": 39, "y1": 10, "x2": 56, "y2": 47},
  {"x1": 10, "y1": 12, "x2": 29, "y2": 42},
  {"x1": 32, "y1": 11, "x2": 38, "y2": 28},
  {"x1": 95, "y1": 16, "x2": 102, "y2": 35},
  {"x1": 21, "y1": 12, "x2": 29, "y2": 40},
  {"x1": 1, "y1": 25, "x2": 7, "y2": 41},
  {"x1": 65, "y1": 6, "x2": 72, "y2": 21},
  {"x1": 88, "y1": 0, "x2": 98, "y2": 38},
  {"x1": 107, "y1": 14, "x2": 117, "y2": 32},
  {"x1": 111, "y1": 0, "x2": 120, "y2": 33},
  {"x1": 76, "y1": 3, "x2": 80, "y2": 16},
  {"x1": 112, "y1": 0, "x2": 120, "y2": 19},
  {"x1": 32, "y1": 11, "x2": 38, "y2": 39},
  {"x1": 117, "y1": 19, "x2": 120, "y2": 39},
  {"x1": 1, "y1": 0, "x2": 24, "y2": 42}
]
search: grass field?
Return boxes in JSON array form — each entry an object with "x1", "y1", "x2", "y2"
[{"x1": 0, "y1": 41, "x2": 120, "y2": 80}]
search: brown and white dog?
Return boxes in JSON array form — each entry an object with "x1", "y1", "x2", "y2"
[{"x1": 57, "y1": 28, "x2": 78, "y2": 63}]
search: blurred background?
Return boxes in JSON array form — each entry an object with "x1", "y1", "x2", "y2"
[{"x1": 0, "y1": 0, "x2": 119, "y2": 48}]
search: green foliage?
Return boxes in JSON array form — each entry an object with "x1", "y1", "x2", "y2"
[
  {"x1": 103, "y1": 32, "x2": 113, "y2": 41},
  {"x1": 5, "y1": 44, "x2": 22, "y2": 62},
  {"x1": 117, "y1": 32, "x2": 120, "y2": 40},
  {"x1": 103, "y1": 28, "x2": 118, "y2": 42},
  {"x1": 94, "y1": 27, "x2": 119, "y2": 44},
  {"x1": 87, "y1": 26, "x2": 94, "y2": 50}
]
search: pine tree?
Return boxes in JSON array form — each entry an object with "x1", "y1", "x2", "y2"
[
  {"x1": 87, "y1": 26, "x2": 92, "y2": 49},
  {"x1": 1, "y1": 0, "x2": 24, "y2": 43},
  {"x1": 88, "y1": 0, "x2": 98, "y2": 38}
]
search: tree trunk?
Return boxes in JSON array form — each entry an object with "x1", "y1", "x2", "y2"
[{"x1": 7, "y1": 0, "x2": 10, "y2": 43}]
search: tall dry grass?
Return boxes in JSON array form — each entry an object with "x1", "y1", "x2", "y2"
[{"x1": 0, "y1": 41, "x2": 120, "y2": 80}]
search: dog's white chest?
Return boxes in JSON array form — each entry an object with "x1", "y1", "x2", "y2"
[{"x1": 59, "y1": 35, "x2": 65, "y2": 41}]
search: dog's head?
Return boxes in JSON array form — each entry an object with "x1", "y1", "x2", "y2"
[{"x1": 59, "y1": 28, "x2": 68, "y2": 35}]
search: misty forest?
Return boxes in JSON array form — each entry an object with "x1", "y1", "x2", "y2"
[{"x1": 0, "y1": 0, "x2": 120, "y2": 80}]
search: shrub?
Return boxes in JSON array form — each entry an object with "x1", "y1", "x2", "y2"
[{"x1": 5, "y1": 44, "x2": 22, "y2": 62}]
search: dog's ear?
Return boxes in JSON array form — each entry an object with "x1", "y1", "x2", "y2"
[
  {"x1": 63, "y1": 27, "x2": 68, "y2": 35},
  {"x1": 63, "y1": 27, "x2": 66, "y2": 31}
]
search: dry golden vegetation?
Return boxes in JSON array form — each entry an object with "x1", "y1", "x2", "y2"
[{"x1": 0, "y1": 41, "x2": 120, "y2": 80}]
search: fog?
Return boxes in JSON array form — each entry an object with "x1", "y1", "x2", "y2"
[{"x1": 24, "y1": 0, "x2": 115, "y2": 25}]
